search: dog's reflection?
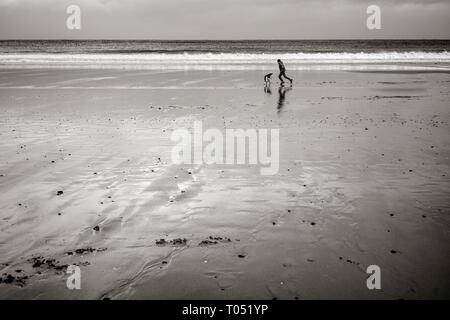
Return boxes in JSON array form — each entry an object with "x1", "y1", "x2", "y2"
[{"x1": 277, "y1": 85, "x2": 292, "y2": 113}]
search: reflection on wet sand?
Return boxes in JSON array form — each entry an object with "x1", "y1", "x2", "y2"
[{"x1": 277, "y1": 85, "x2": 292, "y2": 113}]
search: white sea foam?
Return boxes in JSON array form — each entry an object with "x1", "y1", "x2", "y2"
[{"x1": 1, "y1": 52, "x2": 449, "y2": 70}]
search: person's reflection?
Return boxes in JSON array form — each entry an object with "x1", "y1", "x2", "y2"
[
  {"x1": 264, "y1": 83, "x2": 272, "y2": 95},
  {"x1": 277, "y1": 84, "x2": 292, "y2": 113}
]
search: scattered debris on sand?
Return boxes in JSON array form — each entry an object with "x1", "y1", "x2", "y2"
[
  {"x1": 28, "y1": 257, "x2": 68, "y2": 271},
  {"x1": 0, "y1": 273, "x2": 28, "y2": 286},
  {"x1": 156, "y1": 238, "x2": 187, "y2": 246},
  {"x1": 199, "y1": 236, "x2": 232, "y2": 246},
  {"x1": 66, "y1": 247, "x2": 107, "y2": 255}
]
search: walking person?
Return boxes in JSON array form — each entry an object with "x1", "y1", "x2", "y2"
[{"x1": 277, "y1": 59, "x2": 293, "y2": 85}]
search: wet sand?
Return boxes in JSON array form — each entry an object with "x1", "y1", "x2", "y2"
[{"x1": 0, "y1": 68, "x2": 449, "y2": 299}]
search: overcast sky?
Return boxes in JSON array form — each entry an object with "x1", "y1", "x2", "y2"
[{"x1": 0, "y1": 0, "x2": 449, "y2": 39}]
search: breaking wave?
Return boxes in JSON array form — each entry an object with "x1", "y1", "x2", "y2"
[{"x1": 1, "y1": 52, "x2": 449, "y2": 70}]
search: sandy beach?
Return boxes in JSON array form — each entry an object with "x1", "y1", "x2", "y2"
[{"x1": 0, "y1": 67, "x2": 449, "y2": 299}]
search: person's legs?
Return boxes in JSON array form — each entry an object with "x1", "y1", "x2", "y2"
[
  {"x1": 283, "y1": 73, "x2": 293, "y2": 83},
  {"x1": 278, "y1": 72, "x2": 284, "y2": 84}
]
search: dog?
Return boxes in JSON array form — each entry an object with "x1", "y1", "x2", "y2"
[{"x1": 264, "y1": 72, "x2": 273, "y2": 85}]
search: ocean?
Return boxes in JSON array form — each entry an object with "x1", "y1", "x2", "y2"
[{"x1": 1, "y1": 40, "x2": 449, "y2": 70}]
